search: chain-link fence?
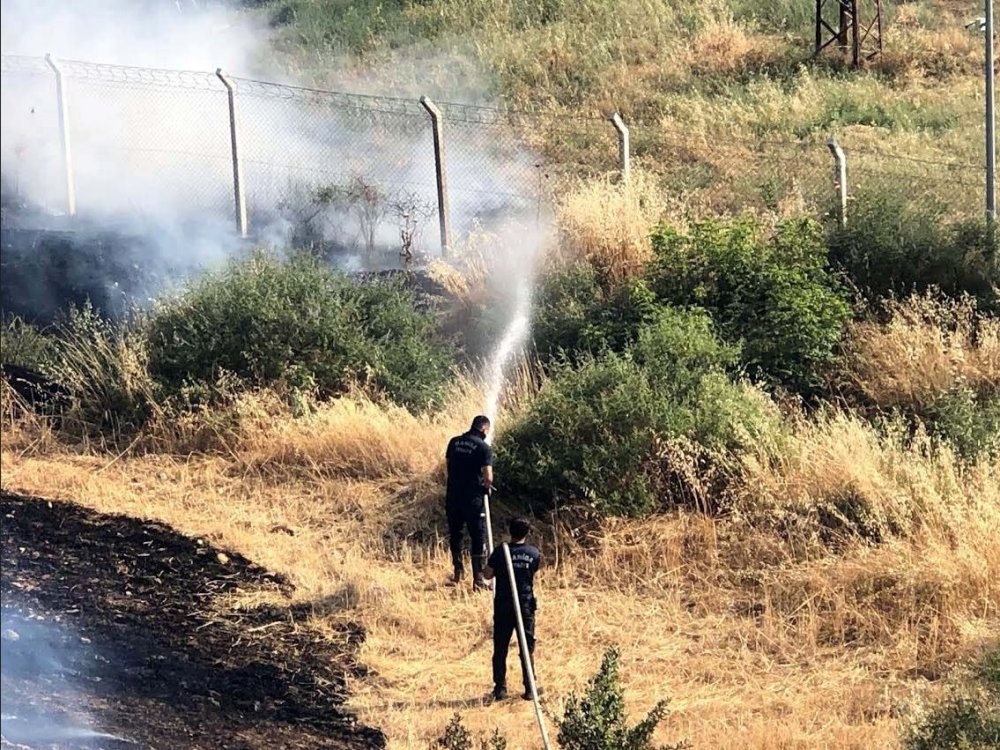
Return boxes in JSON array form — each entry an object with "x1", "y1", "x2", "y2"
[{"x1": 0, "y1": 53, "x2": 989, "y2": 259}]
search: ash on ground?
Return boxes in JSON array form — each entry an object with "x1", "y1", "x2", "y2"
[{"x1": 1, "y1": 492, "x2": 384, "y2": 750}]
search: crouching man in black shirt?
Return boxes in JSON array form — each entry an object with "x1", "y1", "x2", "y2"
[
  {"x1": 483, "y1": 517, "x2": 542, "y2": 701},
  {"x1": 445, "y1": 415, "x2": 494, "y2": 590}
]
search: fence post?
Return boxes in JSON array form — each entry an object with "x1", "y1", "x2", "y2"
[
  {"x1": 985, "y1": 0, "x2": 996, "y2": 221},
  {"x1": 610, "y1": 112, "x2": 630, "y2": 184},
  {"x1": 43, "y1": 54, "x2": 76, "y2": 217},
  {"x1": 827, "y1": 137, "x2": 847, "y2": 228},
  {"x1": 216, "y1": 69, "x2": 248, "y2": 238},
  {"x1": 419, "y1": 96, "x2": 451, "y2": 257}
]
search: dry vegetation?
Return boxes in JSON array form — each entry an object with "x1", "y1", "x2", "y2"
[
  {"x1": 554, "y1": 172, "x2": 667, "y2": 282},
  {"x1": 266, "y1": 0, "x2": 987, "y2": 218},
  {"x1": 841, "y1": 295, "x2": 1000, "y2": 412},
  {"x1": 3, "y1": 360, "x2": 997, "y2": 749},
  {"x1": 2, "y1": 3, "x2": 996, "y2": 748}
]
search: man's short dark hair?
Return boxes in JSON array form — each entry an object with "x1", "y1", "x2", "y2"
[
  {"x1": 509, "y1": 517, "x2": 530, "y2": 540},
  {"x1": 471, "y1": 415, "x2": 491, "y2": 432}
]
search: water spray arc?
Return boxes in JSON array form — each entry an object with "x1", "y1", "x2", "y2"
[
  {"x1": 481, "y1": 276, "x2": 534, "y2": 596},
  {"x1": 483, "y1": 278, "x2": 532, "y2": 425}
]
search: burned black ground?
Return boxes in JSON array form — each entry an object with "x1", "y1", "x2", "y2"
[{"x1": 0, "y1": 492, "x2": 385, "y2": 750}]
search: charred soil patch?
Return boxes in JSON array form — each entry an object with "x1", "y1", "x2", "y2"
[{"x1": 0, "y1": 492, "x2": 385, "y2": 750}]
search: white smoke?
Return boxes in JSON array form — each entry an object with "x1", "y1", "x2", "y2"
[
  {"x1": 0, "y1": 0, "x2": 268, "y2": 72},
  {"x1": 2, "y1": 604, "x2": 131, "y2": 746},
  {"x1": 0, "y1": 0, "x2": 552, "y2": 405},
  {"x1": 1, "y1": 0, "x2": 541, "y2": 251}
]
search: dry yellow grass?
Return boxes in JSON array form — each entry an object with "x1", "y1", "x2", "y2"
[
  {"x1": 841, "y1": 293, "x2": 1000, "y2": 410},
  {"x1": 554, "y1": 171, "x2": 667, "y2": 282},
  {"x1": 686, "y1": 17, "x2": 772, "y2": 77},
  {"x1": 3, "y1": 387, "x2": 998, "y2": 750}
]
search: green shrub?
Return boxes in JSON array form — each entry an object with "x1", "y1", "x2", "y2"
[
  {"x1": 433, "y1": 714, "x2": 507, "y2": 750},
  {"x1": 147, "y1": 253, "x2": 452, "y2": 411},
  {"x1": 649, "y1": 216, "x2": 851, "y2": 395},
  {"x1": 497, "y1": 307, "x2": 770, "y2": 516},
  {"x1": 904, "y1": 647, "x2": 1000, "y2": 750},
  {"x1": 1, "y1": 315, "x2": 56, "y2": 370},
  {"x1": 558, "y1": 647, "x2": 687, "y2": 750},
  {"x1": 630, "y1": 307, "x2": 739, "y2": 397},
  {"x1": 923, "y1": 387, "x2": 1000, "y2": 460},
  {"x1": 827, "y1": 189, "x2": 998, "y2": 312},
  {"x1": 496, "y1": 352, "x2": 668, "y2": 516},
  {"x1": 532, "y1": 264, "x2": 659, "y2": 365}
]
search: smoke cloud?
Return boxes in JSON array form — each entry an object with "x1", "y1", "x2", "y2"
[
  {"x1": 2, "y1": 604, "x2": 131, "y2": 746},
  {"x1": 1, "y1": 0, "x2": 268, "y2": 72},
  {"x1": 1, "y1": 0, "x2": 549, "y2": 429},
  {"x1": 1, "y1": 0, "x2": 549, "y2": 325}
]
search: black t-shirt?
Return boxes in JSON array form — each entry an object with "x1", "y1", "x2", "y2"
[
  {"x1": 445, "y1": 430, "x2": 493, "y2": 500},
  {"x1": 488, "y1": 542, "x2": 541, "y2": 607}
]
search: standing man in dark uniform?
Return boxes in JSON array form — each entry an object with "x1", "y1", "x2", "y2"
[
  {"x1": 483, "y1": 517, "x2": 542, "y2": 701},
  {"x1": 445, "y1": 415, "x2": 493, "y2": 590}
]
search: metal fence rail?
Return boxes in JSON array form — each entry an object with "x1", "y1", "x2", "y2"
[{"x1": 0, "y1": 53, "x2": 987, "y2": 259}]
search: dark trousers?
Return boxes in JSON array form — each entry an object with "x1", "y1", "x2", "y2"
[
  {"x1": 446, "y1": 497, "x2": 486, "y2": 574},
  {"x1": 492, "y1": 601, "x2": 536, "y2": 691}
]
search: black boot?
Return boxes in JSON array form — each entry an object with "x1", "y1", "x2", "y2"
[
  {"x1": 451, "y1": 554, "x2": 464, "y2": 583},
  {"x1": 471, "y1": 554, "x2": 489, "y2": 591}
]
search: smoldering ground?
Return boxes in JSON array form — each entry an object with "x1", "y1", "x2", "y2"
[
  {"x1": 2, "y1": 606, "x2": 136, "y2": 748},
  {"x1": 1, "y1": 492, "x2": 385, "y2": 749}
]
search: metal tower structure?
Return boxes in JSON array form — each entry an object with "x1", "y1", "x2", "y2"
[{"x1": 815, "y1": 0, "x2": 884, "y2": 67}]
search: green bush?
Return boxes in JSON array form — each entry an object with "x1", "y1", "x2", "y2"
[
  {"x1": 496, "y1": 352, "x2": 667, "y2": 516},
  {"x1": 827, "y1": 189, "x2": 998, "y2": 312},
  {"x1": 558, "y1": 647, "x2": 687, "y2": 750},
  {"x1": 923, "y1": 387, "x2": 1000, "y2": 461},
  {"x1": 648, "y1": 216, "x2": 851, "y2": 395},
  {"x1": 630, "y1": 307, "x2": 739, "y2": 398},
  {"x1": 904, "y1": 647, "x2": 1000, "y2": 750},
  {"x1": 1, "y1": 315, "x2": 56, "y2": 370},
  {"x1": 432, "y1": 648, "x2": 688, "y2": 750},
  {"x1": 433, "y1": 714, "x2": 507, "y2": 750},
  {"x1": 497, "y1": 307, "x2": 770, "y2": 516},
  {"x1": 147, "y1": 253, "x2": 453, "y2": 411},
  {"x1": 531, "y1": 265, "x2": 659, "y2": 365}
]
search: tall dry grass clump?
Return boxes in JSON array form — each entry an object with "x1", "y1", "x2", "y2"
[
  {"x1": 0, "y1": 379, "x2": 56, "y2": 455},
  {"x1": 555, "y1": 171, "x2": 666, "y2": 282},
  {"x1": 517, "y1": 404, "x2": 999, "y2": 675},
  {"x1": 841, "y1": 293, "x2": 1000, "y2": 410},
  {"x1": 687, "y1": 16, "x2": 772, "y2": 76},
  {"x1": 231, "y1": 364, "x2": 540, "y2": 484},
  {"x1": 425, "y1": 226, "x2": 498, "y2": 310},
  {"x1": 729, "y1": 410, "x2": 999, "y2": 660},
  {"x1": 233, "y1": 383, "x2": 483, "y2": 482},
  {"x1": 737, "y1": 410, "x2": 997, "y2": 542}
]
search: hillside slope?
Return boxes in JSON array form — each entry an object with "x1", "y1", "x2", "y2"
[
  {"x1": 2, "y1": 388, "x2": 997, "y2": 749},
  {"x1": 260, "y1": 0, "x2": 986, "y2": 215}
]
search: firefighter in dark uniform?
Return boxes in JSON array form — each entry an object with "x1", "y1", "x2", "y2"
[
  {"x1": 483, "y1": 517, "x2": 542, "y2": 701},
  {"x1": 445, "y1": 415, "x2": 493, "y2": 590}
]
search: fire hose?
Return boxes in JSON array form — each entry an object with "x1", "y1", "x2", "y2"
[{"x1": 483, "y1": 489, "x2": 495, "y2": 598}]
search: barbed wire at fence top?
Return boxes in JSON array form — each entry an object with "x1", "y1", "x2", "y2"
[{"x1": 0, "y1": 52, "x2": 986, "y2": 227}]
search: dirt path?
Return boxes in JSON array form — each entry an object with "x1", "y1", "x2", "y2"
[{"x1": 0, "y1": 492, "x2": 385, "y2": 750}]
